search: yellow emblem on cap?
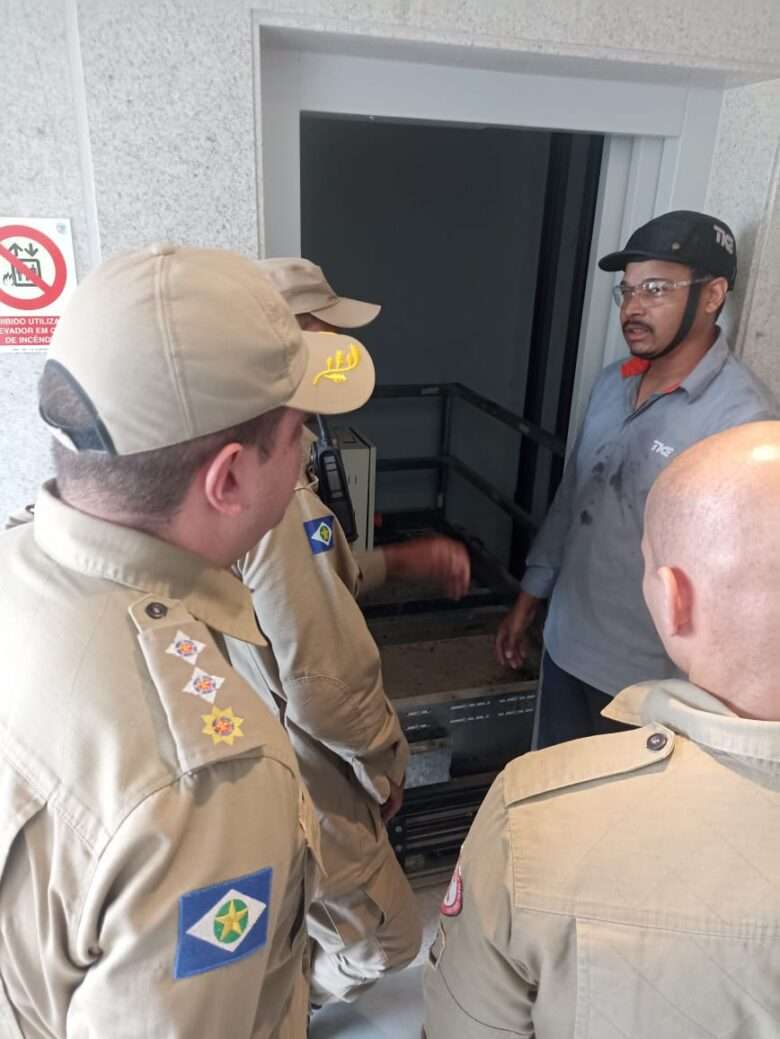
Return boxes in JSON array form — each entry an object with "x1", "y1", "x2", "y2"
[
  {"x1": 202, "y1": 705, "x2": 244, "y2": 746},
  {"x1": 313, "y1": 343, "x2": 361, "y2": 386}
]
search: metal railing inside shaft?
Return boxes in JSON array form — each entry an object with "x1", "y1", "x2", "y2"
[{"x1": 372, "y1": 382, "x2": 566, "y2": 534}]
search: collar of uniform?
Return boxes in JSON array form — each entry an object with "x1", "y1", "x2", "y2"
[
  {"x1": 33, "y1": 482, "x2": 266, "y2": 646},
  {"x1": 297, "y1": 467, "x2": 318, "y2": 494},
  {"x1": 678, "y1": 329, "x2": 729, "y2": 402},
  {"x1": 619, "y1": 329, "x2": 729, "y2": 406},
  {"x1": 605, "y1": 678, "x2": 780, "y2": 764},
  {"x1": 620, "y1": 357, "x2": 651, "y2": 379}
]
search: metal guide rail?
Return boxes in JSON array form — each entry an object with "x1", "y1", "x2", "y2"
[
  {"x1": 363, "y1": 382, "x2": 555, "y2": 876},
  {"x1": 365, "y1": 380, "x2": 566, "y2": 616}
]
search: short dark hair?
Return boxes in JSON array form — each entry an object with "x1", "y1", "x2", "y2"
[{"x1": 41, "y1": 364, "x2": 285, "y2": 530}]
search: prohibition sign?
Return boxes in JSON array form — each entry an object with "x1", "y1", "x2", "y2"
[{"x1": 0, "y1": 224, "x2": 67, "y2": 311}]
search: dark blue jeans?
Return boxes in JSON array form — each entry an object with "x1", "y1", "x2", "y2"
[{"x1": 536, "y1": 650, "x2": 632, "y2": 749}]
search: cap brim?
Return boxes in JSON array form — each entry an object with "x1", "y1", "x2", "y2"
[
  {"x1": 288, "y1": 331, "x2": 375, "y2": 416},
  {"x1": 598, "y1": 249, "x2": 686, "y2": 272},
  {"x1": 311, "y1": 296, "x2": 382, "y2": 329}
]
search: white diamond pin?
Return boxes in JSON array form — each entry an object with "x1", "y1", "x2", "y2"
[
  {"x1": 166, "y1": 630, "x2": 206, "y2": 665},
  {"x1": 182, "y1": 667, "x2": 225, "y2": 704}
]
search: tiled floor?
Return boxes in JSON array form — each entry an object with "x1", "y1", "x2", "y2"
[{"x1": 310, "y1": 883, "x2": 444, "y2": 1039}]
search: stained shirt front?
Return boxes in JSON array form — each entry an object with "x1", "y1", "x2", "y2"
[{"x1": 521, "y1": 333, "x2": 778, "y2": 695}]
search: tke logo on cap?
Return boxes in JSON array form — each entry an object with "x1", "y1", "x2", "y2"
[{"x1": 714, "y1": 224, "x2": 735, "y2": 255}]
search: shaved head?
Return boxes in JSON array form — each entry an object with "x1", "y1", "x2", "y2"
[
  {"x1": 646, "y1": 423, "x2": 780, "y2": 576},
  {"x1": 643, "y1": 421, "x2": 780, "y2": 718}
]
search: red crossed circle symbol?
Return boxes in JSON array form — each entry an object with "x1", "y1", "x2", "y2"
[{"x1": 0, "y1": 225, "x2": 67, "y2": 311}]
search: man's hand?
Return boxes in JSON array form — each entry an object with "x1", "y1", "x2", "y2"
[
  {"x1": 495, "y1": 591, "x2": 542, "y2": 670},
  {"x1": 383, "y1": 537, "x2": 471, "y2": 600},
  {"x1": 381, "y1": 778, "x2": 404, "y2": 822}
]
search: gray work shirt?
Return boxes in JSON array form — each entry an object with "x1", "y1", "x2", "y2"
[{"x1": 521, "y1": 333, "x2": 778, "y2": 696}]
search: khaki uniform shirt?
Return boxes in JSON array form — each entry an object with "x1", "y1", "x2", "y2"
[
  {"x1": 0, "y1": 484, "x2": 319, "y2": 1038},
  {"x1": 230, "y1": 461, "x2": 407, "y2": 896},
  {"x1": 4, "y1": 504, "x2": 34, "y2": 529},
  {"x1": 425, "y1": 679, "x2": 780, "y2": 1038}
]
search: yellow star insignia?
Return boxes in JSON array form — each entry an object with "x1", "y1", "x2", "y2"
[
  {"x1": 214, "y1": 899, "x2": 249, "y2": 943},
  {"x1": 201, "y1": 705, "x2": 244, "y2": 746}
]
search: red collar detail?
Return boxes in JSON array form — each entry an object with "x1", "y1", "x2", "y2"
[{"x1": 620, "y1": 357, "x2": 652, "y2": 379}]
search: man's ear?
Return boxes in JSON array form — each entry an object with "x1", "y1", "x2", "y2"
[
  {"x1": 702, "y1": 277, "x2": 728, "y2": 316},
  {"x1": 203, "y1": 442, "x2": 245, "y2": 516},
  {"x1": 657, "y1": 565, "x2": 694, "y2": 637}
]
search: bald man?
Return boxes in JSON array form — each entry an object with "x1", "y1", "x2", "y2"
[{"x1": 425, "y1": 421, "x2": 780, "y2": 1038}]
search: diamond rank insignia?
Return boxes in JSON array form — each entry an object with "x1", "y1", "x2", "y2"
[
  {"x1": 166, "y1": 630, "x2": 206, "y2": 665},
  {"x1": 182, "y1": 667, "x2": 225, "y2": 704},
  {"x1": 303, "y1": 515, "x2": 335, "y2": 555},
  {"x1": 201, "y1": 705, "x2": 244, "y2": 745},
  {"x1": 175, "y1": 867, "x2": 272, "y2": 978}
]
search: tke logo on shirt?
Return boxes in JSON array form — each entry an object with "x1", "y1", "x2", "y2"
[{"x1": 651, "y1": 440, "x2": 675, "y2": 458}]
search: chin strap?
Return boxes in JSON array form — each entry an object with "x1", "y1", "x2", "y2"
[{"x1": 645, "y1": 282, "x2": 704, "y2": 361}]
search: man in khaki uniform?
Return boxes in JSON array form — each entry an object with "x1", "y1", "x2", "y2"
[
  {"x1": 230, "y1": 257, "x2": 470, "y2": 1006},
  {"x1": 0, "y1": 243, "x2": 375, "y2": 1037},
  {"x1": 425, "y1": 420, "x2": 780, "y2": 1038}
]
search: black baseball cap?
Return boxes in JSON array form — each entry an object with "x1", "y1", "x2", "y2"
[{"x1": 599, "y1": 210, "x2": 737, "y2": 289}]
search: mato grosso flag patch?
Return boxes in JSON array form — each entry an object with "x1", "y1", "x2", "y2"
[
  {"x1": 304, "y1": 515, "x2": 335, "y2": 555},
  {"x1": 175, "y1": 866, "x2": 272, "y2": 979}
]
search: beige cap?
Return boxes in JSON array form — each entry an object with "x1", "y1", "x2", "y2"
[
  {"x1": 41, "y1": 243, "x2": 375, "y2": 455},
  {"x1": 257, "y1": 257, "x2": 381, "y2": 329}
]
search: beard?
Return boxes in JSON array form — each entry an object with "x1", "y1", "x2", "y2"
[{"x1": 622, "y1": 319, "x2": 669, "y2": 360}]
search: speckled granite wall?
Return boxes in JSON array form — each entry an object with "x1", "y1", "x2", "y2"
[
  {"x1": 1, "y1": 0, "x2": 87, "y2": 517},
  {"x1": 737, "y1": 140, "x2": 780, "y2": 394},
  {"x1": 76, "y1": 0, "x2": 260, "y2": 258},
  {"x1": 707, "y1": 79, "x2": 780, "y2": 395},
  {"x1": 2, "y1": 0, "x2": 779, "y2": 519}
]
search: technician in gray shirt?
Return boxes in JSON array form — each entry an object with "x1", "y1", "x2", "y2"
[{"x1": 496, "y1": 210, "x2": 777, "y2": 748}]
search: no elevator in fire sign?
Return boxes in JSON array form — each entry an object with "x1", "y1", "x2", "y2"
[{"x1": 0, "y1": 218, "x2": 78, "y2": 354}]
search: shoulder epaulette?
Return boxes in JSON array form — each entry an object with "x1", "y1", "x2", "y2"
[
  {"x1": 504, "y1": 724, "x2": 675, "y2": 807},
  {"x1": 129, "y1": 594, "x2": 295, "y2": 775}
]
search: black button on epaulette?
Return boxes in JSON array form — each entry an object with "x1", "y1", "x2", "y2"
[
  {"x1": 646, "y1": 732, "x2": 668, "y2": 751},
  {"x1": 145, "y1": 602, "x2": 168, "y2": 619}
]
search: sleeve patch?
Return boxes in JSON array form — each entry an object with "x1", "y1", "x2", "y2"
[
  {"x1": 175, "y1": 866, "x2": 273, "y2": 979},
  {"x1": 303, "y1": 516, "x2": 335, "y2": 555},
  {"x1": 440, "y1": 862, "x2": 463, "y2": 917}
]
